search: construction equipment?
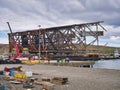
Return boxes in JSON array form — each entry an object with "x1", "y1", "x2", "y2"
[
  {"x1": 6, "y1": 22, "x2": 20, "y2": 60},
  {"x1": 6, "y1": 22, "x2": 47, "y2": 64},
  {"x1": 23, "y1": 79, "x2": 34, "y2": 88}
]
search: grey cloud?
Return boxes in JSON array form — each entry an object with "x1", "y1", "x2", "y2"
[
  {"x1": 40, "y1": 0, "x2": 120, "y2": 26},
  {"x1": 0, "y1": 0, "x2": 120, "y2": 30},
  {"x1": 0, "y1": 0, "x2": 120, "y2": 46}
]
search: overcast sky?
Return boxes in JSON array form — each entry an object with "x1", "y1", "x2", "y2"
[{"x1": 0, "y1": 0, "x2": 120, "y2": 47}]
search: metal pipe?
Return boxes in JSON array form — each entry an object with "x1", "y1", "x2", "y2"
[
  {"x1": 38, "y1": 25, "x2": 41, "y2": 63},
  {"x1": 6, "y1": 22, "x2": 14, "y2": 41}
]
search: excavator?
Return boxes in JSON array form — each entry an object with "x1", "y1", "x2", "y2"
[{"x1": 6, "y1": 22, "x2": 20, "y2": 61}]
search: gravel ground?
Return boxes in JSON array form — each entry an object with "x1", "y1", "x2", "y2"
[{"x1": 0, "y1": 64, "x2": 120, "y2": 90}]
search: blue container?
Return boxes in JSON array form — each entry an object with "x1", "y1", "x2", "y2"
[{"x1": 9, "y1": 69, "x2": 15, "y2": 76}]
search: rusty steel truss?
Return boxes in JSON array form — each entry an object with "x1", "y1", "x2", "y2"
[{"x1": 8, "y1": 21, "x2": 106, "y2": 56}]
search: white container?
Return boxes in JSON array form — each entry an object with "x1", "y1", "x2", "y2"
[{"x1": 25, "y1": 71, "x2": 32, "y2": 77}]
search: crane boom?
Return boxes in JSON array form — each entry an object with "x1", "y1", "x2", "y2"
[{"x1": 6, "y1": 22, "x2": 20, "y2": 60}]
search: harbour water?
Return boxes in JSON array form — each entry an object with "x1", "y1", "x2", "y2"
[{"x1": 93, "y1": 59, "x2": 120, "y2": 70}]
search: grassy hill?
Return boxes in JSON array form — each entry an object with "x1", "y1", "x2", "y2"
[
  {"x1": 87, "y1": 45, "x2": 117, "y2": 54},
  {"x1": 0, "y1": 44, "x2": 119, "y2": 54},
  {"x1": 0, "y1": 44, "x2": 9, "y2": 54}
]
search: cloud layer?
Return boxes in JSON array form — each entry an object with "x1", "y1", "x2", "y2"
[{"x1": 0, "y1": 0, "x2": 120, "y2": 47}]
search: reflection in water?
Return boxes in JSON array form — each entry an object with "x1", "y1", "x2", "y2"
[{"x1": 93, "y1": 59, "x2": 120, "y2": 70}]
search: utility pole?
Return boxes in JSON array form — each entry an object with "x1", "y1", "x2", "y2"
[{"x1": 38, "y1": 25, "x2": 41, "y2": 63}]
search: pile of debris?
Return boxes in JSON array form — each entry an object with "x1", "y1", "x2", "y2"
[
  {"x1": 0, "y1": 59, "x2": 21, "y2": 64},
  {"x1": 0, "y1": 66, "x2": 68, "y2": 90}
]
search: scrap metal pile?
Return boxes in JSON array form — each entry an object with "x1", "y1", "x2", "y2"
[
  {"x1": 0, "y1": 59, "x2": 21, "y2": 64},
  {"x1": 0, "y1": 66, "x2": 68, "y2": 90}
]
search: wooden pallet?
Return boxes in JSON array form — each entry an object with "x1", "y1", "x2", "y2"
[{"x1": 51, "y1": 77, "x2": 68, "y2": 85}]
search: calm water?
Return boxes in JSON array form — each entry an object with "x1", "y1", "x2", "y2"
[{"x1": 93, "y1": 59, "x2": 120, "y2": 70}]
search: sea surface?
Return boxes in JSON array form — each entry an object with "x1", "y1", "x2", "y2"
[{"x1": 93, "y1": 59, "x2": 120, "y2": 70}]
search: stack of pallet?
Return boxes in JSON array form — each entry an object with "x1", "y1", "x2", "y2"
[
  {"x1": 34, "y1": 77, "x2": 68, "y2": 90},
  {"x1": 35, "y1": 81, "x2": 54, "y2": 90},
  {"x1": 42, "y1": 77, "x2": 51, "y2": 82},
  {"x1": 51, "y1": 77, "x2": 68, "y2": 85}
]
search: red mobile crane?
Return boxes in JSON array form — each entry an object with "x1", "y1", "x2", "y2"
[{"x1": 7, "y1": 22, "x2": 20, "y2": 60}]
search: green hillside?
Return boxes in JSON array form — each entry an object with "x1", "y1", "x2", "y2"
[
  {"x1": 0, "y1": 44, "x2": 9, "y2": 54},
  {"x1": 0, "y1": 44, "x2": 119, "y2": 54},
  {"x1": 87, "y1": 45, "x2": 117, "y2": 54}
]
